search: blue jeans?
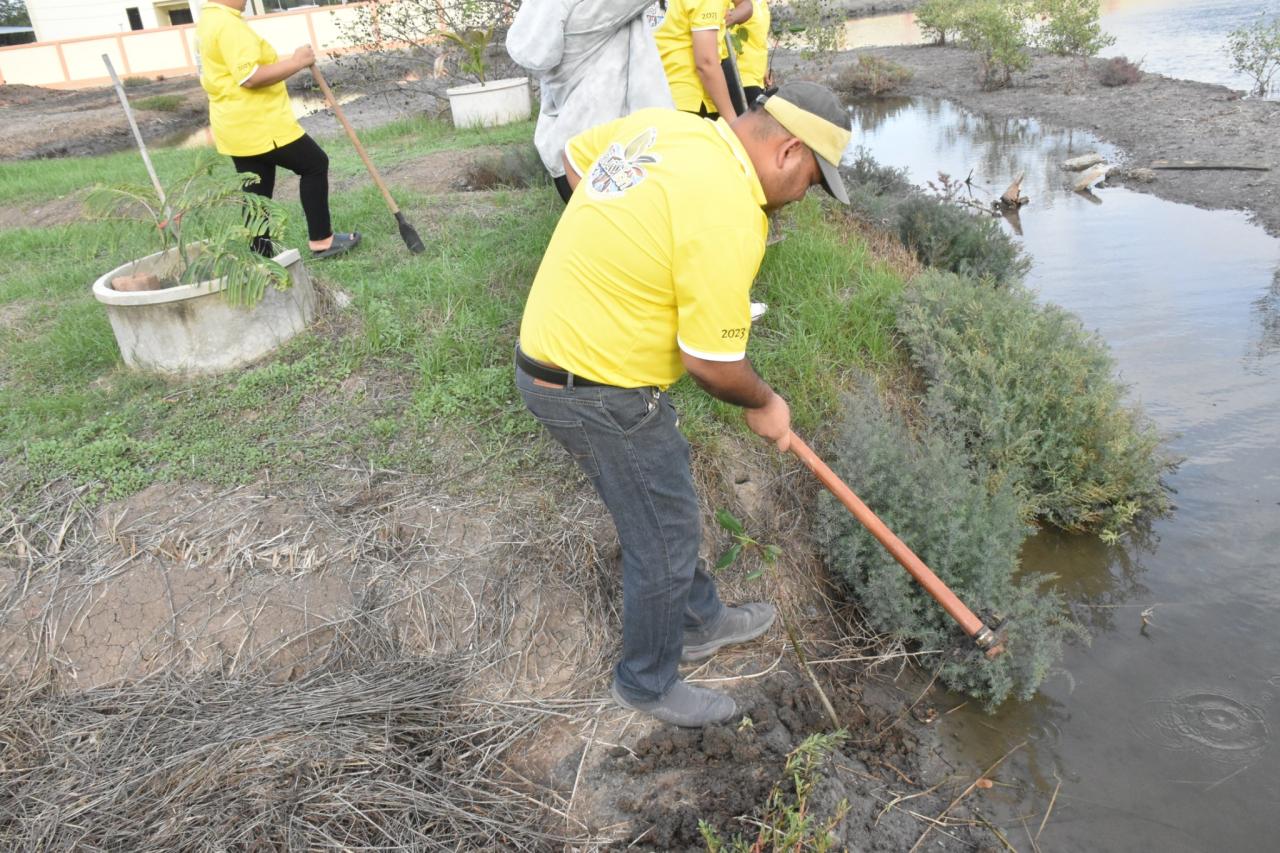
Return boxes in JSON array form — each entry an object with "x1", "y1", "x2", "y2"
[{"x1": 516, "y1": 363, "x2": 726, "y2": 702}]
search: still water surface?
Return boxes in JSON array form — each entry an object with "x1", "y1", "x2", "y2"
[
  {"x1": 845, "y1": 0, "x2": 1280, "y2": 97},
  {"x1": 846, "y1": 96, "x2": 1280, "y2": 850}
]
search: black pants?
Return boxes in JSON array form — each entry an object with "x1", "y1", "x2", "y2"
[
  {"x1": 554, "y1": 174, "x2": 573, "y2": 204},
  {"x1": 231, "y1": 133, "x2": 332, "y2": 254},
  {"x1": 743, "y1": 85, "x2": 764, "y2": 108},
  {"x1": 683, "y1": 104, "x2": 721, "y2": 122}
]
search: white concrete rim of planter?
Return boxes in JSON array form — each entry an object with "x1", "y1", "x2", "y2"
[
  {"x1": 445, "y1": 76, "x2": 529, "y2": 98},
  {"x1": 92, "y1": 247, "x2": 302, "y2": 307}
]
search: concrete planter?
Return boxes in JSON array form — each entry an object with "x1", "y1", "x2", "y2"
[
  {"x1": 92, "y1": 246, "x2": 316, "y2": 376},
  {"x1": 445, "y1": 76, "x2": 532, "y2": 129}
]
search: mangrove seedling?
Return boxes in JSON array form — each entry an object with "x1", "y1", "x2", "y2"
[{"x1": 88, "y1": 150, "x2": 291, "y2": 307}]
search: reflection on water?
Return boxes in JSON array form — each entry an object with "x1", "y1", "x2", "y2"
[
  {"x1": 844, "y1": 0, "x2": 1280, "y2": 97},
  {"x1": 847, "y1": 95, "x2": 1280, "y2": 851},
  {"x1": 1099, "y1": 0, "x2": 1279, "y2": 94}
]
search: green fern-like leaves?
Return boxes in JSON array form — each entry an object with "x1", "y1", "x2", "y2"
[
  {"x1": 896, "y1": 271, "x2": 1172, "y2": 539},
  {"x1": 814, "y1": 382, "x2": 1080, "y2": 708},
  {"x1": 87, "y1": 151, "x2": 291, "y2": 307}
]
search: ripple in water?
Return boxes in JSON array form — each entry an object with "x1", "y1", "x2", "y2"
[{"x1": 1140, "y1": 692, "x2": 1270, "y2": 760}]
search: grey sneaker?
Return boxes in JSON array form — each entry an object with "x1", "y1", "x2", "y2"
[
  {"x1": 610, "y1": 679, "x2": 737, "y2": 727},
  {"x1": 682, "y1": 602, "x2": 777, "y2": 663}
]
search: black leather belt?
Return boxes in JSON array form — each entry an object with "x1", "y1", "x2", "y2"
[{"x1": 515, "y1": 344, "x2": 606, "y2": 388}]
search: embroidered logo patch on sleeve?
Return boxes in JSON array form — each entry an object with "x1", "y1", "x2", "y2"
[
  {"x1": 643, "y1": 2, "x2": 666, "y2": 30},
  {"x1": 587, "y1": 128, "x2": 661, "y2": 197}
]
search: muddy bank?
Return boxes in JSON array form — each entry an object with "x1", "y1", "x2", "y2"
[
  {"x1": 0, "y1": 59, "x2": 444, "y2": 162},
  {"x1": 0, "y1": 77, "x2": 208, "y2": 160},
  {"x1": 0, "y1": 451, "x2": 1012, "y2": 850},
  {"x1": 838, "y1": 44, "x2": 1280, "y2": 237}
]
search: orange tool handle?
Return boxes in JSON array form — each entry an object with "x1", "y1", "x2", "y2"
[
  {"x1": 310, "y1": 65, "x2": 401, "y2": 216},
  {"x1": 788, "y1": 431, "x2": 991, "y2": 643}
]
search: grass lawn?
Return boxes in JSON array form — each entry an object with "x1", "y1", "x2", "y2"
[{"x1": 0, "y1": 116, "x2": 911, "y2": 504}]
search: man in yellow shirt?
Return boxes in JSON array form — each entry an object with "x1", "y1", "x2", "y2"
[
  {"x1": 197, "y1": 1, "x2": 359, "y2": 259},
  {"x1": 651, "y1": 0, "x2": 742, "y2": 120},
  {"x1": 516, "y1": 82, "x2": 851, "y2": 727}
]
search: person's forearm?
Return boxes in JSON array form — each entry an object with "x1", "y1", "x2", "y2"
[
  {"x1": 681, "y1": 353, "x2": 772, "y2": 409},
  {"x1": 726, "y1": 0, "x2": 753, "y2": 26},
  {"x1": 696, "y1": 57, "x2": 737, "y2": 118},
  {"x1": 243, "y1": 57, "x2": 303, "y2": 88}
]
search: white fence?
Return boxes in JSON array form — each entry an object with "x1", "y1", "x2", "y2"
[{"x1": 0, "y1": 3, "x2": 369, "y2": 88}]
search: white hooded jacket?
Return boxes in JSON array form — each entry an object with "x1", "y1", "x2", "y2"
[{"x1": 507, "y1": 0, "x2": 674, "y2": 178}]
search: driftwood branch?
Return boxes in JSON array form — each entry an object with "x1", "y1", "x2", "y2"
[{"x1": 1149, "y1": 160, "x2": 1271, "y2": 171}]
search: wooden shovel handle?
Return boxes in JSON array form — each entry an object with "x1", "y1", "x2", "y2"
[
  {"x1": 788, "y1": 431, "x2": 987, "y2": 639},
  {"x1": 310, "y1": 63, "x2": 401, "y2": 215}
]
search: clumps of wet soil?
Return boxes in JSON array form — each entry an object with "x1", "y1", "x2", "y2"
[{"x1": 601, "y1": 674, "x2": 990, "y2": 852}]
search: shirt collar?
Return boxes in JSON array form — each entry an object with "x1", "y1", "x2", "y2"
[{"x1": 709, "y1": 118, "x2": 768, "y2": 210}]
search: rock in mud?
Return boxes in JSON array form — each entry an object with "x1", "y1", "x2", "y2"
[{"x1": 1062, "y1": 153, "x2": 1107, "y2": 171}]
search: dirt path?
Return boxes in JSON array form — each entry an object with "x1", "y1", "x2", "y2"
[
  {"x1": 839, "y1": 45, "x2": 1280, "y2": 237},
  {"x1": 0, "y1": 78, "x2": 209, "y2": 160}
]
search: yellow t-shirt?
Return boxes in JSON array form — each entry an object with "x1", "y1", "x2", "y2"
[
  {"x1": 196, "y1": 3, "x2": 304, "y2": 157},
  {"x1": 652, "y1": 0, "x2": 726, "y2": 112},
  {"x1": 736, "y1": 0, "x2": 770, "y2": 88},
  {"x1": 519, "y1": 109, "x2": 768, "y2": 389}
]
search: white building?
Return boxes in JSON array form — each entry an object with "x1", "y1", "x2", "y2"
[
  {"x1": 25, "y1": 1, "x2": 201, "y2": 41},
  {"x1": 23, "y1": 1, "x2": 322, "y2": 43}
]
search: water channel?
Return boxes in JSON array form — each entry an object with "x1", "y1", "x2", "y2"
[
  {"x1": 842, "y1": 83, "x2": 1280, "y2": 853},
  {"x1": 845, "y1": 0, "x2": 1280, "y2": 97}
]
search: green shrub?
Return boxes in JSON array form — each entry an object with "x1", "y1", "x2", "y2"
[
  {"x1": 770, "y1": 0, "x2": 845, "y2": 62},
  {"x1": 814, "y1": 382, "x2": 1078, "y2": 707},
  {"x1": 1032, "y1": 0, "x2": 1114, "y2": 57},
  {"x1": 915, "y1": 0, "x2": 966, "y2": 46},
  {"x1": 133, "y1": 94, "x2": 185, "y2": 112},
  {"x1": 461, "y1": 145, "x2": 550, "y2": 190},
  {"x1": 896, "y1": 196, "x2": 1029, "y2": 284},
  {"x1": 1225, "y1": 14, "x2": 1280, "y2": 97},
  {"x1": 835, "y1": 55, "x2": 914, "y2": 97},
  {"x1": 121, "y1": 75, "x2": 150, "y2": 88},
  {"x1": 839, "y1": 151, "x2": 1028, "y2": 284},
  {"x1": 956, "y1": 0, "x2": 1035, "y2": 89},
  {"x1": 840, "y1": 149, "x2": 913, "y2": 224},
  {"x1": 896, "y1": 271, "x2": 1172, "y2": 540}
]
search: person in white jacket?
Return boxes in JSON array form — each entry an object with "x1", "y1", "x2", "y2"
[{"x1": 507, "y1": 0, "x2": 675, "y2": 202}]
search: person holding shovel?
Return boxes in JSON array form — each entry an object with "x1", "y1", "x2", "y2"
[
  {"x1": 196, "y1": 1, "x2": 360, "y2": 259},
  {"x1": 515, "y1": 82, "x2": 851, "y2": 727},
  {"x1": 652, "y1": 0, "x2": 740, "y2": 120}
]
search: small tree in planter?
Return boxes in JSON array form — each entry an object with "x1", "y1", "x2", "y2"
[
  {"x1": 88, "y1": 153, "x2": 319, "y2": 376},
  {"x1": 89, "y1": 152, "x2": 291, "y2": 306},
  {"x1": 336, "y1": 0, "x2": 529, "y2": 128}
]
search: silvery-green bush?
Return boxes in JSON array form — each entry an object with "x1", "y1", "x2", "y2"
[
  {"x1": 815, "y1": 383, "x2": 1078, "y2": 707},
  {"x1": 897, "y1": 271, "x2": 1171, "y2": 540}
]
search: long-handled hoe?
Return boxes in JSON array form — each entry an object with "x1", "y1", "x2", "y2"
[
  {"x1": 787, "y1": 430, "x2": 1007, "y2": 658},
  {"x1": 310, "y1": 62, "x2": 425, "y2": 254},
  {"x1": 716, "y1": 432, "x2": 1005, "y2": 731}
]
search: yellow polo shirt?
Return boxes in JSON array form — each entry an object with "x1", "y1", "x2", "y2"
[
  {"x1": 736, "y1": 0, "x2": 770, "y2": 88},
  {"x1": 519, "y1": 109, "x2": 768, "y2": 389},
  {"x1": 196, "y1": 3, "x2": 304, "y2": 156},
  {"x1": 653, "y1": 0, "x2": 726, "y2": 112}
]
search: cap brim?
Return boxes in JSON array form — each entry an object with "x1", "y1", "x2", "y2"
[{"x1": 816, "y1": 156, "x2": 849, "y2": 205}]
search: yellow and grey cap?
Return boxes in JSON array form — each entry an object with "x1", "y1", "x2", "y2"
[{"x1": 760, "y1": 81, "x2": 852, "y2": 205}]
